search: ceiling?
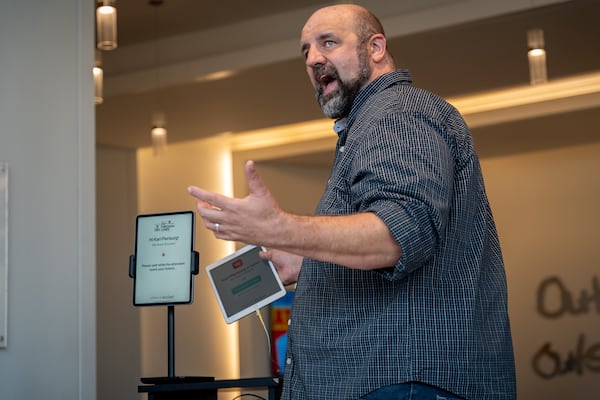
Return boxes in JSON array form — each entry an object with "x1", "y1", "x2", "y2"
[
  {"x1": 113, "y1": 0, "x2": 330, "y2": 47},
  {"x1": 96, "y1": 0, "x2": 600, "y2": 150}
]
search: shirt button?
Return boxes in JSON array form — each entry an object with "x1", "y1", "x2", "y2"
[
  {"x1": 286, "y1": 357, "x2": 292, "y2": 365},
  {"x1": 339, "y1": 146, "x2": 345, "y2": 153},
  {"x1": 288, "y1": 319, "x2": 291, "y2": 326}
]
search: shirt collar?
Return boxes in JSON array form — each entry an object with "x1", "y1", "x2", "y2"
[
  {"x1": 333, "y1": 118, "x2": 348, "y2": 134},
  {"x1": 332, "y1": 69, "x2": 412, "y2": 137}
]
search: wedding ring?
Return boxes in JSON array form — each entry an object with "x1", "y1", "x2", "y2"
[{"x1": 214, "y1": 223, "x2": 220, "y2": 233}]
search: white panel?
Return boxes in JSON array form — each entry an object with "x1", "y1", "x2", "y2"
[{"x1": 0, "y1": 163, "x2": 7, "y2": 348}]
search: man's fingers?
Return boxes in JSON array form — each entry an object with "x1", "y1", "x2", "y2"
[
  {"x1": 187, "y1": 185, "x2": 212, "y2": 201},
  {"x1": 188, "y1": 185, "x2": 229, "y2": 211},
  {"x1": 244, "y1": 160, "x2": 268, "y2": 197}
]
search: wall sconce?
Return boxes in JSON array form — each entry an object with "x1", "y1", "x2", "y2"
[
  {"x1": 96, "y1": 0, "x2": 118, "y2": 51},
  {"x1": 151, "y1": 112, "x2": 168, "y2": 156},
  {"x1": 527, "y1": 28, "x2": 547, "y2": 85},
  {"x1": 93, "y1": 51, "x2": 103, "y2": 105}
]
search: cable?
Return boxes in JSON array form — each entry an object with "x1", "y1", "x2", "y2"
[
  {"x1": 230, "y1": 394, "x2": 267, "y2": 400},
  {"x1": 255, "y1": 309, "x2": 283, "y2": 374},
  {"x1": 255, "y1": 309, "x2": 271, "y2": 359}
]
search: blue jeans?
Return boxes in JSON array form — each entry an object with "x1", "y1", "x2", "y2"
[{"x1": 359, "y1": 382, "x2": 464, "y2": 400}]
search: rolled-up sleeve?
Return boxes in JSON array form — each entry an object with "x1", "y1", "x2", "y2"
[{"x1": 350, "y1": 112, "x2": 455, "y2": 280}]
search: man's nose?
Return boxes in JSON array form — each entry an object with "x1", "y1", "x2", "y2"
[{"x1": 305, "y1": 48, "x2": 326, "y2": 67}]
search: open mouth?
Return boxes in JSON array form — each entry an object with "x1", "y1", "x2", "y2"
[{"x1": 316, "y1": 72, "x2": 338, "y2": 96}]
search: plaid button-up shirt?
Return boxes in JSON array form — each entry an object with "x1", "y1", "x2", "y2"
[{"x1": 281, "y1": 70, "x2": 516, "y2": 400}]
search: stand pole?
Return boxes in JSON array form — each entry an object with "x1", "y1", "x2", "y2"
[{"x1": 168, "y1": 305, "x2": 175, "y2": 377}]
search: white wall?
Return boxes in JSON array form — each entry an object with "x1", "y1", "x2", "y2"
[
  {"x1": 96, "y1": 146, "x2": 140, "y2": 400},
  {"x1": 0, "y1": 0, "x2": 96, "y2": 399},
  {"x1": 482, "y1": 142, "x2": 600, "y2": 399},
  {"x1": 253, "y1": 162, "x2": 330, "y2": 216}
]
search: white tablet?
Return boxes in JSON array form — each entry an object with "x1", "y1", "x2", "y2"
[
  {"x1": 133, "y1": 211, "x2": 195, "y2": 306},
  {"x1": 205, "y1": 245, "x2": 286, "y2": 324}
]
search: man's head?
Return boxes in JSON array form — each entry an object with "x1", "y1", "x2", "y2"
[{"x1": 300, "y1": 4, "x2": 395, "y2": 119}]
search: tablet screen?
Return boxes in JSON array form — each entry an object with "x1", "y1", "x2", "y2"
[
  {"x1": 133, "y1": 211, "x2": 195, "y2": 306},
  {"x1": 206, "y1": 245, "x2": 286, "y2": 324}
]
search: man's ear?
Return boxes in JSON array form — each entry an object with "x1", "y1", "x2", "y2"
[{"x1": 369, "y1": 33, "x2": 387, "y2": 63}]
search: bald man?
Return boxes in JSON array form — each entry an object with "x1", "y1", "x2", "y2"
[{"x1": 189, "y1": 4, "x2": 516, "y2": 399}]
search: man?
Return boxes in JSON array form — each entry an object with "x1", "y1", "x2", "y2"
[{"x1": 188, "y1": 4, "x2": 516, "y2": 400}]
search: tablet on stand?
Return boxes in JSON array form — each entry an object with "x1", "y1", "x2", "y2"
[{"x1": 129, "y1": 210, "x2": 209, "y2": 383}]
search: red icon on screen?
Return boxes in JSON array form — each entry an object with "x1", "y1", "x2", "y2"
[{"x1": 232, "y1": 259, "x2": 243, "y2": 269}]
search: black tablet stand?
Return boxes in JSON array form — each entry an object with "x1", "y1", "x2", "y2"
[
  {"x1": 130, "y1": 249, "x2": 283, "y2": 399},
  {"x1": 129, "y1": 251, "x2": 200, "y2": 379}
]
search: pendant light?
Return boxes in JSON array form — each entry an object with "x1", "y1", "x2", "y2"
[
  {"x1": 527, "y1": 28, "x2": 547, "y2": 85},
  {"x1": 96, "y1": 0, "x2": 118, "y2": 51},
  {"x1": 152, "y1": 113, "x2": 168, "y2": 156},
  {"x1": 93, "y1": 51, "x2": 104, "y2": 105},
  {"x1": 150, "y1": 0, "x2": 167, "y2": 156}
]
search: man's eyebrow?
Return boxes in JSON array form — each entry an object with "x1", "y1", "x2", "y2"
[
  {"x1": 317, "y1": 32, "x2": 336, "y2": 42},
  {"x1": 300, "y1": 33, "x2": 337, "y2": 55},
  {"x1": 301, "y1": 42, "x2": 310, "y2": 56}
]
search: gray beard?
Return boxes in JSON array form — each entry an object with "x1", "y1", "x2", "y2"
[
  {"x1": 320, "y1": 88, "x2": 354, "y2": 119},
  {"x1": 317, "y1": 48, "x2": 371, "y2": 119}
]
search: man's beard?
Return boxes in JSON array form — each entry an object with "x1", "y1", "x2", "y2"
[{"x1": 315, "y1": 48, "x2": 371, "y2": 119}]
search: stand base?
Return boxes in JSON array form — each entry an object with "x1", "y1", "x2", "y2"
[
  {"x1": 141, "y1": 376, "x2": 215, "y2": 385},
  {"x1": 139, "y1": 376, "x2": 282, "y2": 400}
]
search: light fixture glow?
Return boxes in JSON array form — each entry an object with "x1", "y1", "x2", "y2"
[
  {"x1": 93, "y1": 67, "x2": 103, "y2": 104},
  {"x1": 195, "y1": 70, "x2": 237, "y2": 83},
  {"x1": 93, "y1": 51, "x2": 103, "y2": 105},
  {"x1": 527, "y1": 28, "x2": 547, "y2": 85},
  {"x1": 151, "y1": 112, "x2": 168, "y2": 156},
  {"x1": 151, "y1": 127, "x2": 167, "y2": 156},
  {"x1": 96, "y1": 1, "x2": 118, "y2": 51},
  {"x1": 528, "y1": 49, "x2": 545, "y2": 57}
]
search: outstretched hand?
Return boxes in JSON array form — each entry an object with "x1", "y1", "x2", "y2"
[
  {"x1": 187, "y1": 160, "x2": 284, "y2": 246},
  {"x1": 189, "y1": 158, "x2": 399, "y2": 275}
]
